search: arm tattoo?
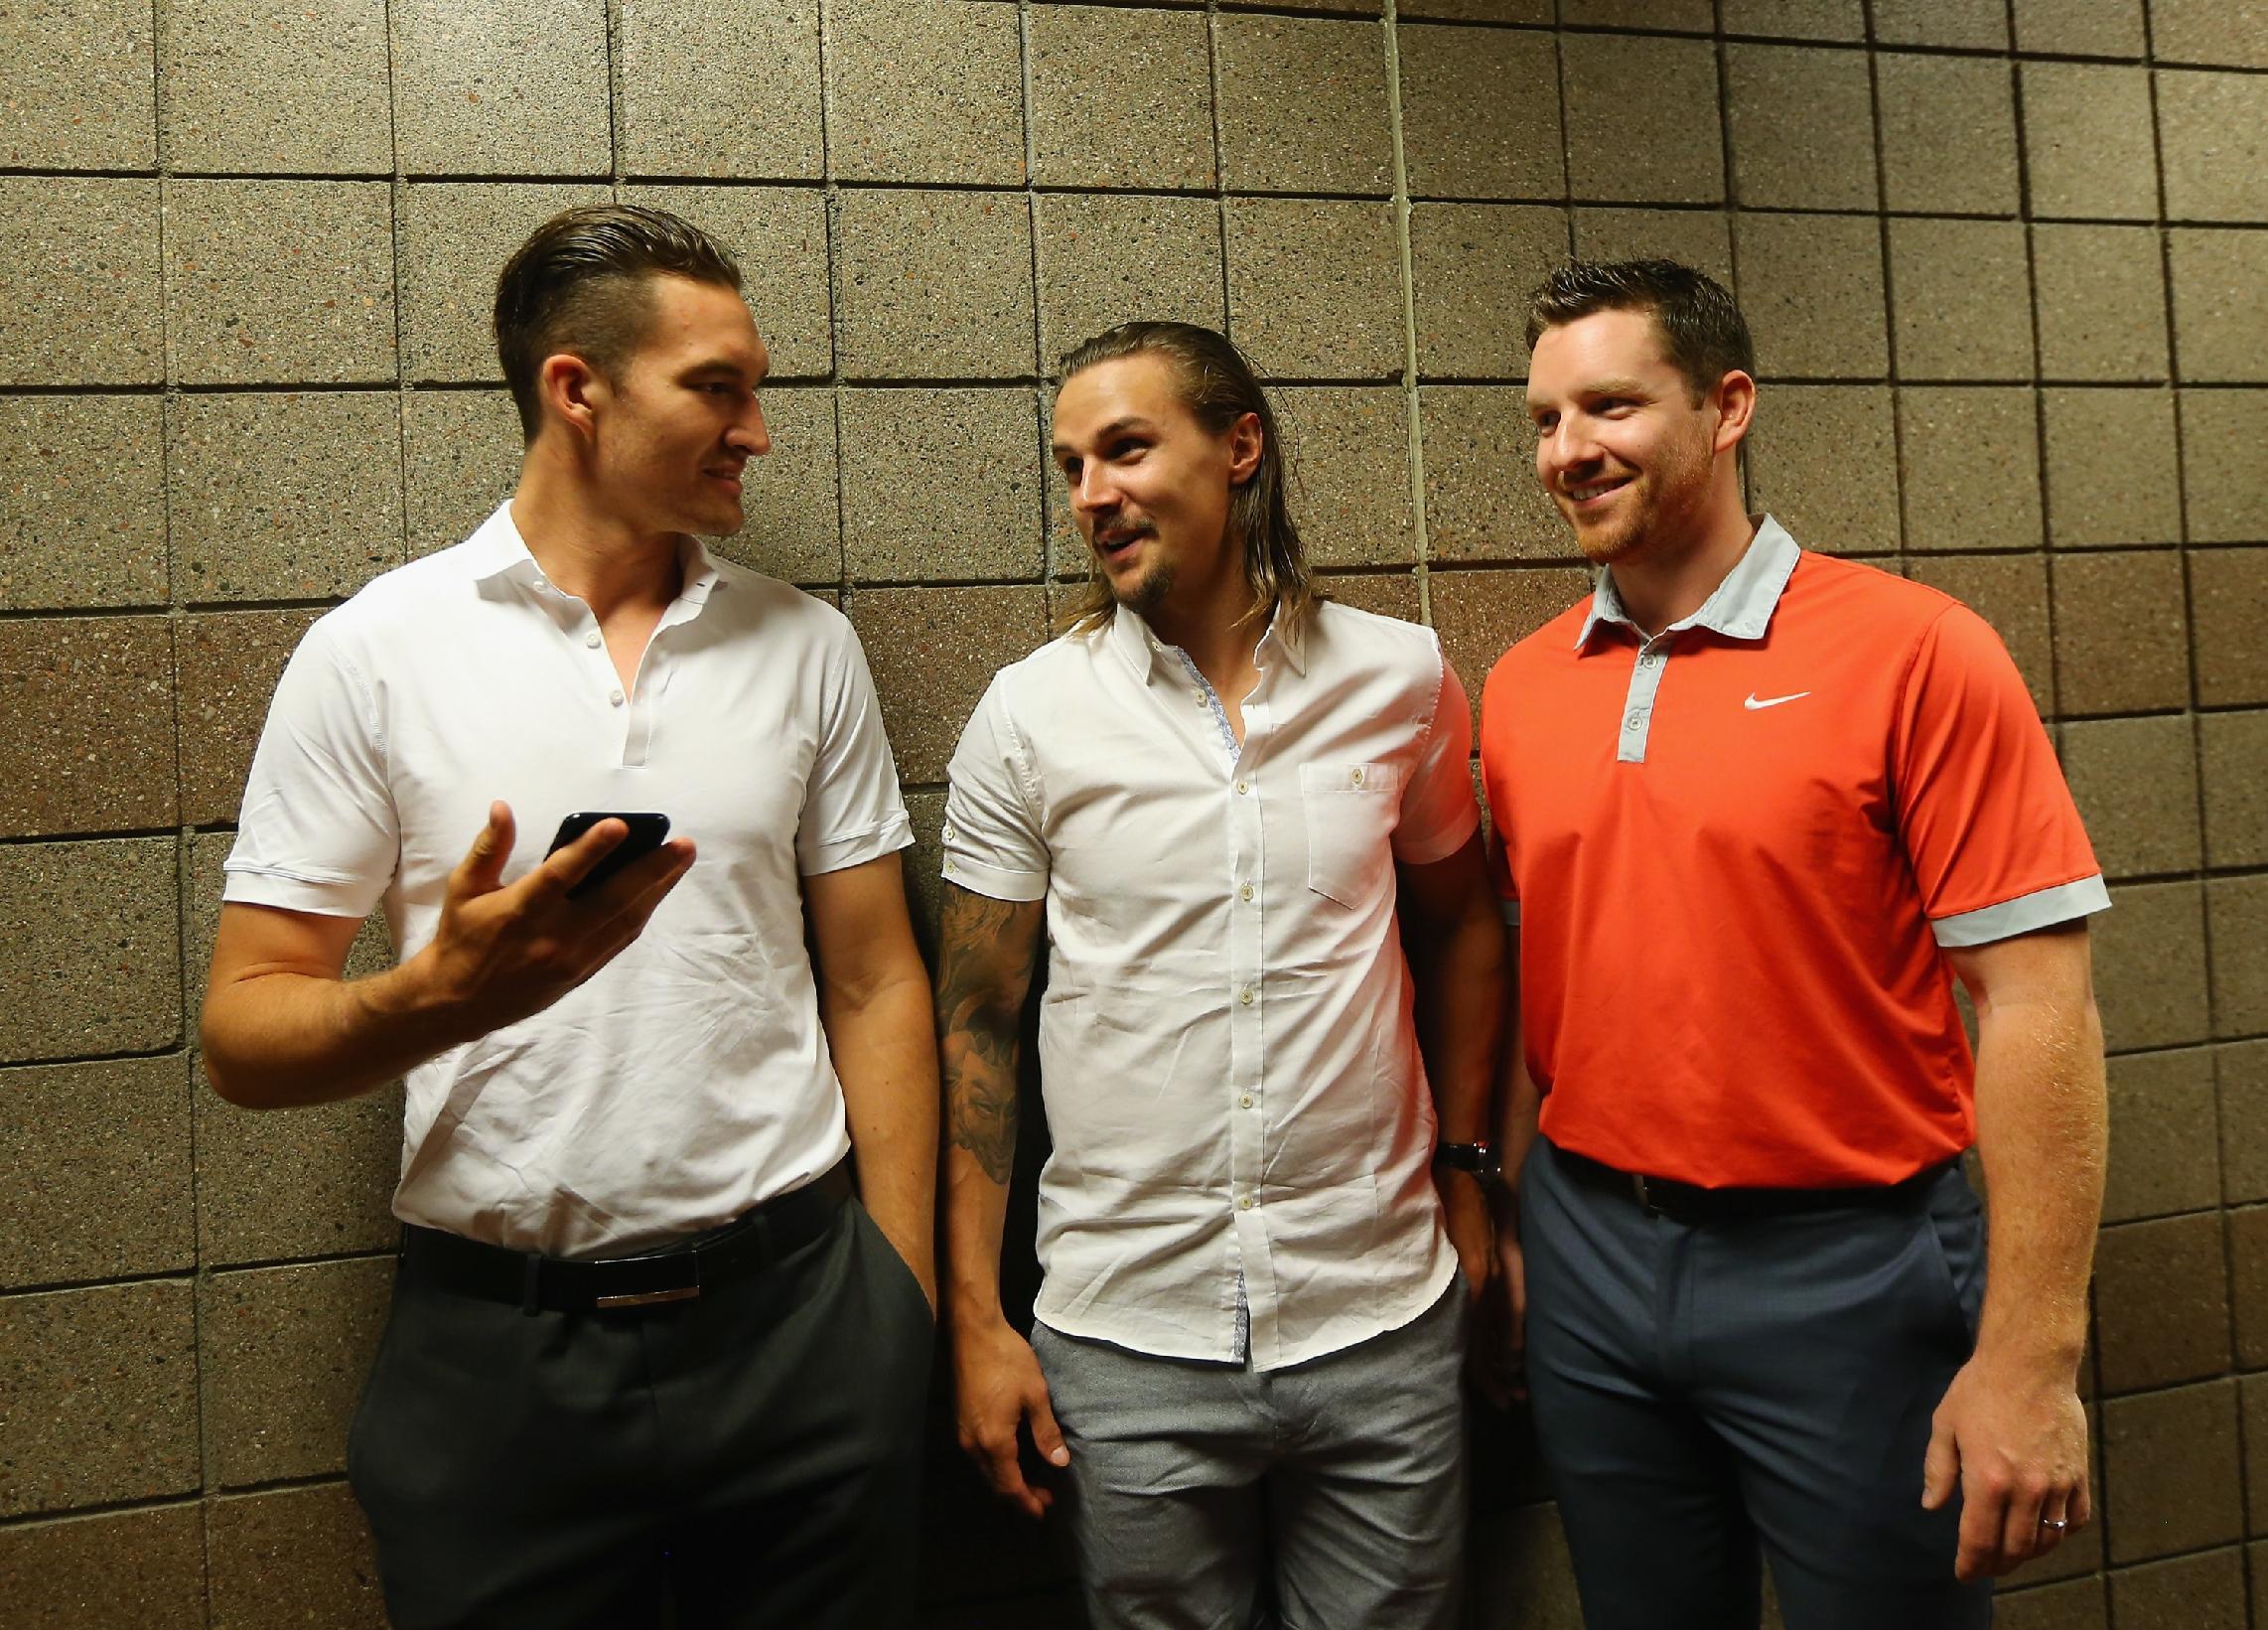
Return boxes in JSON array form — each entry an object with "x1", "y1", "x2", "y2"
[{"x1": 935, "y1": 885, "x2": 1041, "y2": 1185}]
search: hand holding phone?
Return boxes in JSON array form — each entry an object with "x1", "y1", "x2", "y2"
[{"x1": 547, "y1": 812, "x2": 672, "y2": 900}]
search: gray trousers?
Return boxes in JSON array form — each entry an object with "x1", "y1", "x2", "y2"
[
  {"x1": 1520, "y1": 1137, "x2": 1993, "y2": 1630},
  {"x1": 1031, "y1": 1279, "x2": 1469, "y2": 1630},
  {"x1": 348, "y1": 1200, "x2": 933, "y2": 1630}
]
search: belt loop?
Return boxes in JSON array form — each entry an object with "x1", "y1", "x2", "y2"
[{"x1": 519, "y1": 1253, "x2": 542, "y2": 1316}]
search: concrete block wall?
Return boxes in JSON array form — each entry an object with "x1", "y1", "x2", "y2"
[{"x1": 0, "y1": 1, "x2": 2262, "y2": 1624}]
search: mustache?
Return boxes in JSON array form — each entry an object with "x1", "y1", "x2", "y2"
[{"x1": 1092, "y1": 519, "x2": 1156, "y2": 548}]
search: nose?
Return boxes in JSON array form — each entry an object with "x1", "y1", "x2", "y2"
[
  {"x1": 729, "y1": 394, "x2": 771, "y2": 459},
  {"x1": 1540, "y1": 415, "x2": 1601, "y2": 486},
  {"x1": 1070, "y1": 459, "x2": 1118, "y2": 518}
]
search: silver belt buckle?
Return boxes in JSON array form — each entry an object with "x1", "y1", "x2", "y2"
[{"x1": 594, "y1": 1284, "x2": 700, "y2": 1309}]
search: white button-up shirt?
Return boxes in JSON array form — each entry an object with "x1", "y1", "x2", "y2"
[
  {"x1": 943, "y1": 601, "x2": 1479, "y2": 1370},
  {"x1": 224, "y1": 504, "x2": 912, "y2": 1258}
]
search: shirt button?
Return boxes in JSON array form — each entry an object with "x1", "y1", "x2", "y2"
[
  {"x1": 1639, "y1": 652, "x2": 1659, "y2": 668},
  {"x1": 1624, "y1": 711, "x2": 1642, "y2": 730},
  {"x1": 1238, "y1": 986, "x2": 1254, "y2": 1006},
  {"x1": 1239, "y1": 1094, "x2": 1254, "y2": 1110},
  {"x1": 585, "y1": 631, "x2": 602, "y2": 650},
  {"x1": 1234, "y1": 779, "x2": 1248, "y2": 796},
  {"x1": 1350, "y1": 767, "x2": 1364, "y2": 787},
  {"x1": 610, "y1": 688, "x2": 626, "y2": 707},
  {"x1": 1238, "y1": 882, "x2": 1253, "y2": 903},
  {"x1": 1237, "y1": 1193, "x2": 1254, "y2": 1211}
]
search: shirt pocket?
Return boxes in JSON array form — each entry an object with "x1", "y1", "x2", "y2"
[{"x1": 1299, "y1": 762, "x2": 1400, "y2": 909}]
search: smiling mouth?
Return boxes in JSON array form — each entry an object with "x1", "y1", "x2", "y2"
[
  {"x1": 1093, "y1": 523, "x2": 1151, "y2": 561},
  {"x1": 707, "y1": 470, "x2": 744, "y2": 494},
  {"x1": 1562, "y1": 475, "x2": 1632, "y2": 510}
]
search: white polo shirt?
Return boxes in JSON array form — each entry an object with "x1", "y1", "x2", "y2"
[
  {"x1": 943, "y1": 600, "x2": 1480, "y2": 1370},
  {"x1": 223, "y1": 503, "x2": 912, "y2": 1259}
]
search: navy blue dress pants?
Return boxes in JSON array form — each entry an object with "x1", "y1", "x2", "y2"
[{"x1": 1519, "y1": 1137, "x2": 1994, "y2": 1630}]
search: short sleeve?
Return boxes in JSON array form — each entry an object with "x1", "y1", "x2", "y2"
[
  {"x1": 1893, "y1": 603, "x2": 2109, "y2": 948},
  {"x1": 222, "y1": 621, "x2": 399, "y2": 919},
  {"x1": 1390, "y1": 647, "x2": 1482, "y2": 865},
  {"x1": 796, "y1": 623, "x2": 914, "y2": 876},
  {"x1": 942, "y1": 673, "x2": 1049, "y2": 903}
]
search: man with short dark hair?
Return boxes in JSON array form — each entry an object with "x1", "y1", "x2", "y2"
[
  {"x1": 202, "y1": 204, "x2": 936, "y2": 1629},
  {"x1": 935, "y1": 321, "x2": 1508, "y2": 1629},
  {"x1": 1482, "y1": 259, "x2": 2108, "y2": 1629}
]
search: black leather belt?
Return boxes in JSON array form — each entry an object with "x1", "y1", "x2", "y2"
[
  {"x1": 1557, "y1": 1146, "x2": 1955, "y2": 1224},
  {"x1": 401, "y1": 1158, "x2": 854, "y2": 1313}
]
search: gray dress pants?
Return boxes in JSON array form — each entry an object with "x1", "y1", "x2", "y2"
[
  {"x1": 1519, "y1": 1136, "x2": 1994, "y2": 1630},
  {"x1": 348, "y1": 1200, "x2": 933, "y2": 1630},
  {"x1": 1031, "y1": 1279, "x2": 1469, "y2": 1630}
]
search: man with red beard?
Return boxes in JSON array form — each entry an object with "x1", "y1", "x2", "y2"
[{"x1": 1480, "y1": 261, "x2": 2108, "y2": 1629}]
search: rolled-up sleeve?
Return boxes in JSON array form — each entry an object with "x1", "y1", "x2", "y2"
[
  {"x1": 1391, "y1": 645, "x2": 1482, "y2": 865},
  {"x1": 796, "y1": 621, "x2": 915, "y2": 876},
  {"x1": 942, "y1": 674, "x2": 1049, "y2": 902},
  {"x1": 223, "y1": 620, "x2": 399, "y2": 919}
]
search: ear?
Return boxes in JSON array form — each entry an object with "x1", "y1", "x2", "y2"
[
  {"x1": 1710, "y1": 370, "x2": 1757, "y2": 459},
  {"x1": 537, "y1": 352, "x2": 606, "y2": 445},
  {"x1": 1225, "y1": 410, "x2": 1265, "y2": 487}
]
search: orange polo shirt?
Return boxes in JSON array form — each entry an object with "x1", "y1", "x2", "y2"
[{"x1": 1479, "y1": 518, "x2": 2108, "y2": 1189}]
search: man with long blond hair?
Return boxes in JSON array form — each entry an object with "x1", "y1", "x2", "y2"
[{"x1": 931, "y1": 321, "x2": 1508, "y2": 1628}]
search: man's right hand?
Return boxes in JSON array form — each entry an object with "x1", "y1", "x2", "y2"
[
  {"x1": 954, "y1": 1316, "x2": 1070, "y2": 1519},
  {"x1": 406, "y1": 802, "x2": 696, "y2": 1042}
]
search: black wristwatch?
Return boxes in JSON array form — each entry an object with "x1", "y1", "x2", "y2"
[{"x1": 1434, "y1": 1140, "x2": 1502, "y2": 1186}]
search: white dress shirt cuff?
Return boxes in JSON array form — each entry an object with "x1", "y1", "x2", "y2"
[
  {"x1": 1390, "y1": 804, "x2": 1482, "y2": 868},
  {"x1": 799, "y1": 813, "x2": 915, "y2": 877},
  {"x1": 939, "y1": 851, "x2": 1047, "y2": 902}
]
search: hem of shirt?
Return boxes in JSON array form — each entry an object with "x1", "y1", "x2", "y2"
[
  {"x1": 219, "y1": 865, "x2": 375, "y2": 918},
  {"x1": 1929, "y1": 874, "x2": 2111, "y2": 948},
  {"x1": 1033, "y1": 1254, "x2": 1459, "y2": 1374},
  {"x1": 799, "y1": 814, "x2": 915, "y2": 877},
  {"x1": 940, "y1": 854, "x2": 1047, "y2": 902},
  {"x1": 1390, "y1": 805, "x2": 1482, "y2": 869}
]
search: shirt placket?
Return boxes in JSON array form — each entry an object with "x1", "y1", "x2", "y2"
[
  {"x1": 1616, "y1": 634, "x2": 1674, "y2": 765},
  {"x1": 1225, "y1": 682, "x2": 1273, "y2": 1363}
]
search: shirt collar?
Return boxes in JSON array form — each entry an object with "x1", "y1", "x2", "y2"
[
  {"x1": 1100, "y1": 600, "x2": 1306, "y2": 682},
  {"x1": 463, "y1": 500, "x2": 722, "y2": 610},
  {"x1": 1575, "y1": 514, "x2": 1801, "y2": 650}
]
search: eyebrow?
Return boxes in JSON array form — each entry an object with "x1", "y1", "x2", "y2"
[
  {"x1": 681, "y1": 358, "x2": 768, "y2": 382},
  {"x1": 1050, "y1": 415, "x2": 1159, "y2": 458}
]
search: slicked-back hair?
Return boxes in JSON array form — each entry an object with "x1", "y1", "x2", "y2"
[
  {"x1": 1053, "y1": 321, "x2": 1322, "y2": 638},
  {"x1": 1523, "y1": 259, "x2": 1755, "y2": 405},
  {"x1": 495, "y1": 204, "x2": 745, "y2": 443}
]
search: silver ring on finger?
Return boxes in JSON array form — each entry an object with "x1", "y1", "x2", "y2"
[{"x1": 2038, "y1": 1517, "x2": 2069, "y2": 1534}]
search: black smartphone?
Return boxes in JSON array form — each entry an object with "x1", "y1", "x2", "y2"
[{"x1": 547, "y1": 812, "x2": 671, "y2": 900}]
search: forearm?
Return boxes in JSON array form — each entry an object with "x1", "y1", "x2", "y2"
[
  {"x1": 1411, "y1": 897, "x2": 1508, "y2": 1143},
  {"x1": 201, "y1": 953, "x2": 461, "y2": 1110},
  {"x1": 941, "y1": 1011, "x2": 1024, "y2": 1328},
  {"x1": 1970, "y1": 991, "x2": 2107, "y2": 1371},
  {"x1": 826, "y1": 964, "x2": 939, "y2": 1287}
]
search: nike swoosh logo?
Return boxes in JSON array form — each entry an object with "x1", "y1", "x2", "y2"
[{"x1": 1744, "y1": 691, "x2": 1810, "y2": 710}]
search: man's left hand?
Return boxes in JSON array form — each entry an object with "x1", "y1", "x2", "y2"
[
  {"x1": 1433, "y1": 1166, "x2": 1493, "y2": 1307},
  {"x1": 1921, "y1": 1345, "x2": 2090, "y2": 1580}
]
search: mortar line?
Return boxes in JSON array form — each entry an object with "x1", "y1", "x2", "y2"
[
  {"x1": 1709, "y1": 0, "x2": 1749, "y2": 508},
  {"x1": 1016, "y1": 1, "x2": 1052, "y2": 597},
  {"x1": 814, "y1": 0, "x2": 851, "y2": 607},
  {"x1": 2136, "y1": 16, "x2": 2242, "y2": 1614},
  {"x1": 1378, "y1": 2, "x2": 1431, "y2": 625}
]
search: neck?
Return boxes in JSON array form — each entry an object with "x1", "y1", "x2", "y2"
[
  {"x1": 1140, "y1": 560, "x2": 1263, "y2": 687},
  {"x1": 1603, "y1": 486, "x2": 1756, "y2": 637},
  {"x1": 511, "y1": 443, "x2": 683, "y2": 620}
]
